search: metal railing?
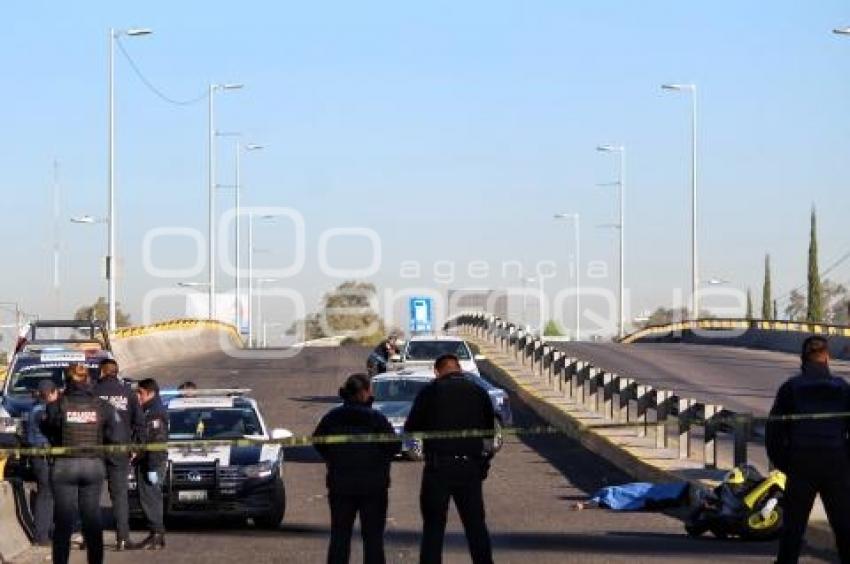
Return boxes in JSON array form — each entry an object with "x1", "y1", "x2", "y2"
[{"x1": 449, "y1": 311, "x2": 755, "y2": 470}]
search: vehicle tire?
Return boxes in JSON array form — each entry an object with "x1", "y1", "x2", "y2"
[
  {"x1": 254, "y1": 479, "x2": 286, "y2": 529},
  {"x1": 405, "y1": 440, "x2": 424, "y2": 461}
]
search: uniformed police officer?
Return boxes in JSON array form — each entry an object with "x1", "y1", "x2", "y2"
[
  {"x1": 766, "y1": 336, "x2": 850, "y2": 563},
  {"x1": 27, "y1": 379, "x2": 58, "y2": 546},
  {"x1": 404, "y1": 354, "x2": 495, "y2": 564},
  {"x1": 134, "y1": 378, "x2": 168, "y2": 550},
  {"x1": 92, "y1": 358, "x2": 145, "y2": 550},
  {"x1": 39, "y1": 362, "x2": 121, "y2": 564},
  {"x1": 313, "y1": 374, "x2": 401, "y2": 564}
]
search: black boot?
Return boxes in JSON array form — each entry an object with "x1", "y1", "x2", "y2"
[
  {"x1": 138, "y1": 532, "x2": 165, "y2": 550},
  {"x1": 116, "y1": 538, "x2": 142, "y2": 551}
]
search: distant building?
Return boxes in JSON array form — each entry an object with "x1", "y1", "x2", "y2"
[{"x1": 447, "y1": 289, "x2": 508, "y2": 320}]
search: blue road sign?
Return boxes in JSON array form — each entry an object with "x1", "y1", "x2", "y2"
[{"x1": 409, "y1": 297, "x2": 433, "y2": 333}]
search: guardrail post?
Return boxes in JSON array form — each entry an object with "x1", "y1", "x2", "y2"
[
  {"x1": 733, "y1": 413, "x2": 752, "y2": 467},
  {"x1": 565, "y1": 359, "x2": 578, "y2": 401},
  {"x1": 678, "y1": 398, "x2": 696, "y2": 460},
  {"x1": 601, "y1": 372, "x2": 614, "y2": 418},
  {"x1": 576, "y1": 363, "x2": 590, "y2": 407},
  {"x1": 635, "y1": 385, "x2": 652, "y2": 437},
  {"x1": 703, "y1": 404, "x2": 721, "y2": 469},
  {"x1": 655, "y1": 391, "x2": 672, "y2": 449}
]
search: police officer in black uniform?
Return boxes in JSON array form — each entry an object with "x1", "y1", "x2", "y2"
[
  {"x1": 92, "y1": 358, "x2": 145, "y2": 550},
  {"x1": 766, "y1": 336, "x2": 850, "y2": 563},
  {"x1": 134, "y1": 378, "x2": 168, "y2": 550},
  {"x1": 367, "y1": 335, "x2": 400, "y2": 376},
  {"x1": 404, "y1": 354, "x2": 495, "y2": 564},
  {"x1": 39, "y1": 362, "x2": 121, "y2": 564},
  {"x1": 313, "y1": 374, "x2": 401, "y2": 564}
]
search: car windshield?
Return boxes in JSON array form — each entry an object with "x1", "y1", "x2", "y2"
[
  {"x1": 168, "y1": 407, "x2": 263, "y2": 439},
  {"x1": 405, "y1": 341, "x2": 471, "y2": 361},
  {"x1": 7, "y1": 363, "x2": 98, "y2": 395},
  {"x1": 373, "y1": 379, "x2": 430, "y2": 402}
]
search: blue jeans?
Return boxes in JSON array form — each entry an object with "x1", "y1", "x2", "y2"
[{"x1": 51, "y1": 458, "x2": 106, "y2": 564}]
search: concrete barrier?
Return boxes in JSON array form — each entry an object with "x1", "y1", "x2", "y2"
[{"x1": 112, "y1": 321, "x2": 243, "y2": 372}]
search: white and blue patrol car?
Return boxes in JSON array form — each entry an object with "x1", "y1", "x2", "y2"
[{"x1": 130, "y1": 389, "x2": 292, "y2": 528}]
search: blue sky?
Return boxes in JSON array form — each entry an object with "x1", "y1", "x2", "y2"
[{"x1": 2, "y1": 1, "x2": 849, "y2": 335}]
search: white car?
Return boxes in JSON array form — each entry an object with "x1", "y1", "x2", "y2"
[
  {"x1": 402, "y1": 335, "x2": 485, "y2": 374},
  {"x1": 130, "y1": 388, "x2": 293, "y2": 528}
]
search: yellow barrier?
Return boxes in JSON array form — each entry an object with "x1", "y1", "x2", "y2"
[
  {"x1": 111, "y1": 318, "x2": 243, "y2": 347},
  {"x1": 620, "y1": 317, "x2": 850, "y2": 344}
]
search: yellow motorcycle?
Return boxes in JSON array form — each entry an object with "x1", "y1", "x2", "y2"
[{"x1": 685, "y1": 465, "x2": 786, "y2": 540}]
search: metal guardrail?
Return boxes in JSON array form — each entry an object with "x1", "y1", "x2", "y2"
[
  {"x1": 620, "y1": 317, "x2": 850, "y2": 344},
  {"x1": 448, "y1": 312, "x2": 754, "y2": 470}
]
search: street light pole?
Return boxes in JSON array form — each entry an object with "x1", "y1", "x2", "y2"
[
  {"x1": 662, "y1": 83, "x2": 699, "y2": 320},
  {"x1": 234, "y1": 143, "x2": 263, "y2": 334},
  {"x1": 597, "y1": 145, "x2": 626, "y2": 339},
  {"x1": 555, "y1": 213, "x2": 580, "y2": 341},
  {"x1": 107, "y1": 27, "x2": 151, "y2": 332},
  {"x1": 208, "y1": 83, "x2": 243, "y2": 322}
]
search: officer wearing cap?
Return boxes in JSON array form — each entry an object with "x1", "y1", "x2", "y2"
[
  {"x1": 766, "y1": 336, "x2": 850, "y2": 563},
  {"x1": 91, "y1": 358, "x2": 145, "y2": 550},
  {"x1": 404, "y1": 353, "x2": 495, "y2": 564},
  {"x1": 39, "y1": 362, "x2": 121, "y2": 564},
  {"x1": 27, "y1": 379, "x2": 58, "y2": 546}
]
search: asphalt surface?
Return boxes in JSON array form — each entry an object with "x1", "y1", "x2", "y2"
[
  {"x1": 55, "y1": 345, "x2": 832, "y2": 563},
  {"x1": 549, "y1": 342, "x2": 850, "y2": 415}
]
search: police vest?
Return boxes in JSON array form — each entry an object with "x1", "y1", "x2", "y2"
[
  {"x1": 60, "y1": 395, "x2": 103, "y2": 457},
  {"x1": 789, "y1": 376, "x2": 850, "y2": 450}
]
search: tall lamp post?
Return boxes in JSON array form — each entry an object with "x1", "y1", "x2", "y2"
[
  {"x1": 208, "y1": 83, "x2": 243, "y2": 321},
  {"x1": 597, "y1": 144, "x2": 626, "y2": 339},
  {"x1": 248, "y1": 214, "x2": 280, "y2": 346},
  {"x1": 108, "y1": 27, "x2": 152, "y2": 331},
  {"x1": 554, "y1": 213, "x2": 580, "y2": 341},
  {"x1": 233, "y1": 142, "x2": 263, "y2": 332},
  {"x1": 255, "y1": 277, "x2": 279, "y2": 348},
  {"x1": 662, "y1": 83, "x2": 699, "y2": 320}
]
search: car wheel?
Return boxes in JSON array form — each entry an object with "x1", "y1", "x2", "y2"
[{"x1": 254, "y1": 478, "x2": 286, "y2": 529}]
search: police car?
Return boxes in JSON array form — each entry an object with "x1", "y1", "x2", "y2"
[
  {"x1": 130, "y1": 389, "x2": 292, "y2": 528},
  {"x1": 372, "y1": 369, "x2": 513, "y2": 460},
  {"x1": 402, "y1": 335, "x2": 486, "y2": 375},
  {"x1": 0, "y1": 345, "x2": 111, "y2": 434}
]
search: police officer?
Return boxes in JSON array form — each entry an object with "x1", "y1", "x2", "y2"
[
  {"x1": 766, "y1": 336, "x2": 850, "y2": 563},
  {"x1": 92, "y1": 358, "x2": 145, "y2": 550},
  {"x1": 134, "y1": 378, "x2": 168, "y2": 550},
  {"x1": 39, "y1": 362, "x2": 121, "y2": 564},
  {"x1": 313, "y1": 374, "x2": 401, "y2": 564},
  {"x1": 27, "y1": 379, "x2": 58, "y2": 546},
  {"x1": 404, "y1": 354, "x2": 495, "y2": 564},
  {"x1": 368, "y1": 335, "x2": 400, "y2": 376}
]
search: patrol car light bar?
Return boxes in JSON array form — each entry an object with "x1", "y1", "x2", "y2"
[{"x1": 161, "y1": 388, "x2": 251, "y2": 398}]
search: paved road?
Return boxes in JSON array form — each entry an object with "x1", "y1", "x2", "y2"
[
  {"x1": 56, "y1": 346, "x2": 830, "y2": 563},
  {"x1": 549, "y1": 342, "x2": 850, "y2": 415}
]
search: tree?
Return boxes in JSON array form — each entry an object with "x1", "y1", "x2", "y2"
[
  {"x1": 73, "y1": 297, "x2": 131, "y2": 327},
  {"x1": 289, "y1": 281, "x2": 387, "y2": 345},
  {"x1": 746, "y1": 289, "x2": 754, "y2": 320},
  {"x1": 543, "y1": 320, "x2": 564, "y2": 337},
  {"x1": 785, "y1": 289, "x2": 806, "y2": 321},
  {"x1": 762, "y1": 254, "x2": 772, "y2": 319},
  {"x1": 823, "y1": 279, "x2": 849, "y2": 324},
  {"x1": 807, "y1": 207, "x2": 823, "y2": 322}
]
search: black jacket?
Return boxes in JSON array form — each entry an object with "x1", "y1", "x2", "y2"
[
  {"x1": 313, "y1": 401, "x2": 400, "y2": 494},
  {"x1": 766, "y1": 362, "x2": 850, "y2": 472},
  {"x1": 92, "y1": 376, "x2": 146, "y2": 446},
  {"x1": 404, "y1": 372, "x2": 495, "y2": 459},
  {"x1": 40, "y1": 382, "x2": 121, "y2": 455},
  {"x1": 140, "y1": 395, "x2": 169, "y2": 470}
]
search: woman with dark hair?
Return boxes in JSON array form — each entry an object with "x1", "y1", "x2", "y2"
[{"x1": 313, "y1": 374, "x2": 401, "y2": 564}]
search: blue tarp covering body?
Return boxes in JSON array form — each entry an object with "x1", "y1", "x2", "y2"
[{"x1": 590, "y1": 482, "x2": 688, "y2": 511}]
